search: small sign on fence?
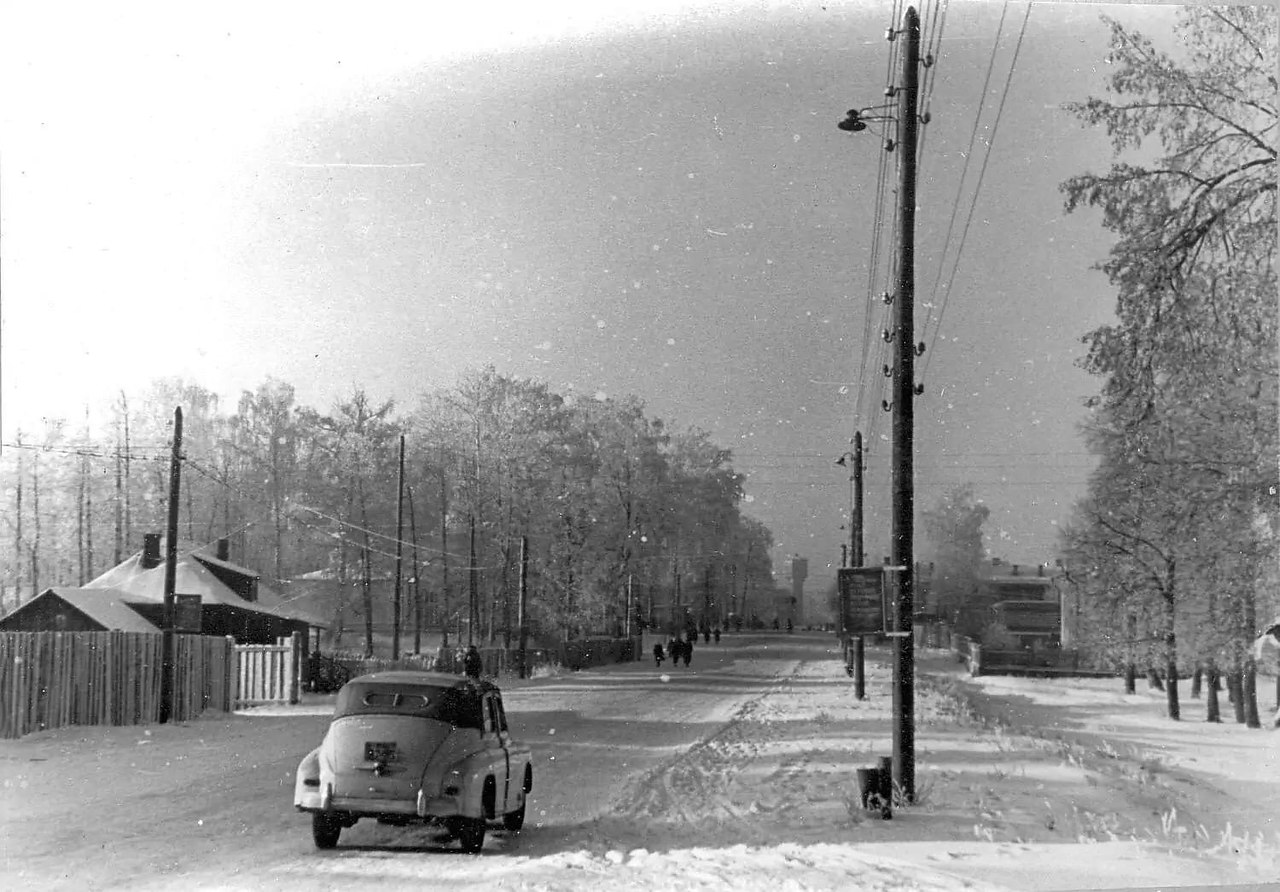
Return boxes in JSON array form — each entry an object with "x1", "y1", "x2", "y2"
[{"x1": 174, "y1": 594, "x2": 202, "y2": 633}]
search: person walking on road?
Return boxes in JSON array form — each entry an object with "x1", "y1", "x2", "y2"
[{"x1": 464, "y1": 645, "x2": 483, "y2": 679}]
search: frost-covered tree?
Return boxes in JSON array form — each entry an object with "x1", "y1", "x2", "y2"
[
  {"x1": 922, "y1": 484, "x2": 989, "y2": 637},
  {"x1": 1061, "y1": 7, "x2": 1277, "y2": 723}
]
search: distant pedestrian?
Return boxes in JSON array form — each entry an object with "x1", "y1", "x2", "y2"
[
  {"x1": 703, "y1": 628, "x2": 711, "y2": 644},
  {"x1": 653, "y1": 643, "x2": 666, "y2": 667},
  {"x1": 713, "y1": 627, "x2": 721, "y2": 644},
  {"x1": 463, "y1": 645, "x2": 483, "y2": 679},
  {"x1": 682, "y1": 636, "x2": 693, "y2": 667}
]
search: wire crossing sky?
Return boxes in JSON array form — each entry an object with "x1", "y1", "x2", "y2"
[{"x1": 1, "y1": 1, "x2": 1183, "y2": 591}]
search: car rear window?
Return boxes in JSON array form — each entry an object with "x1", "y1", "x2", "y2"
[{"x1": 333, "y1": 683, "x2": 482, "y2": 728}]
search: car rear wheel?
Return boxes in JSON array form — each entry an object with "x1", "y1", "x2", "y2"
[
  {"x1": 457, "y1": 816, "x2": 485, "y2": 853},
  {"x1": 501, "y1": 800, "x2": 526, "y2": 832},
  {"x1": 312, "y1": 813, "x2": 342, "y2": 849}
]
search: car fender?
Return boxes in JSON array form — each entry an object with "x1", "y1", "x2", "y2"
[
  {"x1": 294, "y1": 747, "x2": 323, "y2": 808},
  {"x1": 453, "y1": 751, "x2": 498, "y2": 818}
]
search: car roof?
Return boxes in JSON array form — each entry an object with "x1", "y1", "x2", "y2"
[{"x1": 345, "y1": 670, "x2": 501, "y2": 693}]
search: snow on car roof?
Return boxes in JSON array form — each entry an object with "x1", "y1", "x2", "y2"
[{"x1": 349, "y1": 670, "x2": 501, "y2": 692}]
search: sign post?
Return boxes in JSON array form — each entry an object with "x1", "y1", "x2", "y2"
[{"x1": 838, "y1": 567, "x2": 887, "y2": 699}]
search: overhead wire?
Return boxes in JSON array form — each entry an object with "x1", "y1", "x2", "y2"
[
  {"x1": 852, "y1": 9, "x2": 902, "y2": 444},
  {"x1": 859, "y1": 2, "x2": 908, "y2": 462},
  {"x1": 918, "y1": 0, "x2": 1009, "y2": 368},
  {"x1": 923, "y1": 1, "x2": 1034, "y2": 382}
]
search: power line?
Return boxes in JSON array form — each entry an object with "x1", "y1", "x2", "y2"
[
  {"x1": 923, "y1": 1, "x2": 1034, "y2": 382},
  {"x1": 919, "y1": 0, "x2": 1010, "y2": 366}
]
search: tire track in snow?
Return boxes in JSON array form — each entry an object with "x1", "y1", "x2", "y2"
[{"x1": 602, "y1": 658, "x2": 802, "y2": 841}]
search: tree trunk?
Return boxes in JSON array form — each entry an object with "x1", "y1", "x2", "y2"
[
  {"x1": 1162, "y1": 592, "x2": 1179, "y2": 720},
  {"x1": 1147, "y1": 667, "x2": 1164, "y2": 690},
  {"x1": 1124, "y1": 613, "x2": 1137, "y2": 694},
  {"x1": 1243, "y1": 660, "x2": 1260, "y2": 729},
  {"x1": 1205, "y1": 664, "x2": 1221, "y2": 722},
  {"x1": 1190, "y1": 666, "x2": 1202, "y2": 699},
  {"x1": 1237, "y1": 582, "x2": 1260, "y2": 728},
  {"x1": 1227, "y1": 668, "x2": 1246, "y2": 723}
]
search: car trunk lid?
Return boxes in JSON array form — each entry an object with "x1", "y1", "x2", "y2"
[{"x1": 327, "y1": 715, "x2": 452, "y2": 802}]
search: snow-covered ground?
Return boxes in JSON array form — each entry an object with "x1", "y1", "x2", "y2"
[{"x1": 1, "y1": 633, "x2": 1276, "y2": 891}]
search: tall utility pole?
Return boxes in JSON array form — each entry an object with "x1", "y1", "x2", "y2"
[
  {"x1": 852, "y1": 430, "x2": 864, "y2": 568},
  {"x1": 517, "y1": 536, "x2": 529, "y2": 679},
  {"x1": 160, "y1": 407, "x2": 183, "y2": 725},
  {"x1": 468, "y1": 514, "x2": 478, "y2": 646},
  {"x1": 851, "y1": 430, "x2": 868, "y2": 701},
  {"x1": 392, "y1": 434, "x2": 405, "y2": 660},
  {"x1": 890, "y1": 5, "x2": 920, "y2": 804},
  {"x1": 407, "y1": 484, "x2": 422, "y2": 655}
]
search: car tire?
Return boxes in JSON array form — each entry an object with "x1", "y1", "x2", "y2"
[
  {"x1": 457, "y1": 817, "x2": 485, "y2": 854},
  {"x1": 502, "y1": 800, "x2": 526, "y2": 832},
  {"x1": 312, "y1": 813, "x2": 342, "y2": 849}
]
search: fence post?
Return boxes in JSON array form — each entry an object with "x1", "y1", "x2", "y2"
[
  {"x1": 226, "y1": 636, "x2": 238, "y2": 710},
  {"x1": 289, "y1": 632, "x2": 302, "y2": 705}
]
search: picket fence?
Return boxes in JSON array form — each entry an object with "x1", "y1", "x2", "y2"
[
  {"x1": 0, "y1": 630, "x2": 304, "y2": 739},
  {"x1": 233, "y1": 633, "x2": 303, "y2": 709}
]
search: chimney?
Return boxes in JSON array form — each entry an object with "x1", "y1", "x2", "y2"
[
  {"x1": 1011, "y1": 564, "x2": 1020, "y2": 576},
  {"x1": 216, "y1": 538, "x2": 230, "y2": 562},
  {"x1": 1037, "y1": 564, "x2": 1045, "y2": 577},
  {"x1": 141, "y1": 533, "x2": 162, "y2": 570}
]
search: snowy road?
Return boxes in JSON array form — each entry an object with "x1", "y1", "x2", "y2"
[{"x1": 2, "y1": 633, "x2": 1276, "y2": 891}]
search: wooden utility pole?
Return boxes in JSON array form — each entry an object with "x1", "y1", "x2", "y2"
[
  {"x1": 890, "y1": 5, "x2": 920, "y2": 803},
  {"x1": 852, "y1": 431, "x2": 864, "y2": 567},
  {"x1": 468, "y1": 514, "x2": 478, "y2": 646},
  {"x1": 160, "y1": 407, "x2": 183, "y2": 725},
  {"x1": 439, "y1": 456, "x2": 450, "y2": 647},
  {"x1": 517, "y1": 536, "x2": 529, "y2": 679},
  {"x1": 852, "y1": 430, "x2": 867, "y2": 700},
  {"x1": 626, "y1": 574, "x2": 634, "y2": 638},
  {"x1": 392, "y1": 434, "x2": 405, "y2": 660},
  {"x1": 408, "y1": 485, "x2": 421, "y2": 655}
]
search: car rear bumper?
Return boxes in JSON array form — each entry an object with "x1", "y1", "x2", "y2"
[{"x1": 296, "y1": 788, "x2": 463, "y2": 820}]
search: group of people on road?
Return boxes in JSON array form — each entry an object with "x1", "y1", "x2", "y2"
[{"x1": 653, "y1": 627, "x2": 724, "y2": 669}]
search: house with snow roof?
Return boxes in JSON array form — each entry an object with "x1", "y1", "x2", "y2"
[{"x1": 0, "y1": 534, "x2": 324, "y2": 646}]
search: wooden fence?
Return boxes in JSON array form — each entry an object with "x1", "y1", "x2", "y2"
[
  {"x1": 233, "y1": 633, "x2": 303, "y2": 709},
  {"x1": 0, "y1": 631, "x2": 236, "y2": 739}
]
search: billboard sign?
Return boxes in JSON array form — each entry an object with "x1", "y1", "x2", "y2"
[{"x1": 838, "y1": 568, "x2": 886, "y2": 636}]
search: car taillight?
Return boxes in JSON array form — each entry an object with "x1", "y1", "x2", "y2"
[{"x1": 304, "y1": 778, "x2": 320, "y2": 787}]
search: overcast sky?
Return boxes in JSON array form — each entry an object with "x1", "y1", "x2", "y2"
[{"x1": 0, "y1": 1, "x2": 1184, "y2": 592}]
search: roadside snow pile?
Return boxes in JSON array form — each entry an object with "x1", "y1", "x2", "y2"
[{"x1": 564, "y1": 646, "x2": 1279, "y2": 891}]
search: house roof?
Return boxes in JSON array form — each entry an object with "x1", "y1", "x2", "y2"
[
  {"x1": 85, "y1": 549, "x2": 324, "y2": 627},
  {"x1": 11, "y1": 587, "x2": 161, "y2": 633}
]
